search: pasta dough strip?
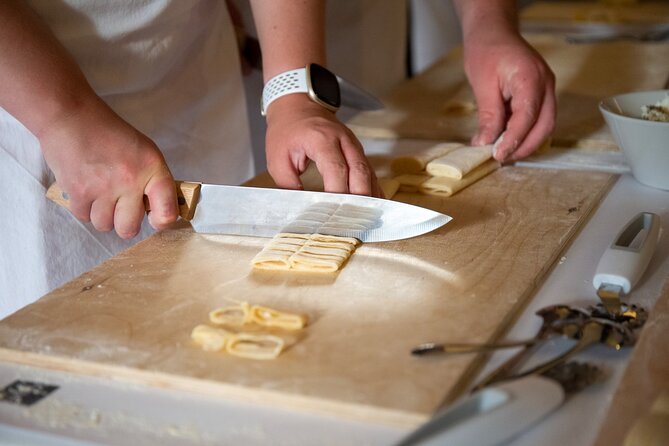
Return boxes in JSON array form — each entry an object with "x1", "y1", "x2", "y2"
[
  {"x1": 391, "y1": 142, "x2": 464, "y2": 174},
  {"x1": 426, "y1": 145, "x2": 493, "y2": 179},
  {"x1": 420, "y1": 159, "x2": 500, "y2": 197}
]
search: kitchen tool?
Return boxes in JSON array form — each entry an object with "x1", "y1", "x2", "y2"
[
  {"x1": 394, "y1": 361, "x2": 601, "y2": 446},
  {"x1": 468, "y1": 213, "x2": 659, "y2": 390},
  {"x1": 593, "y1": 212, "x2": 662, "y2": 314},
  {"x1": 46, "y1": 181, "x2": 451, "y2": 243},
  {"x1": 600, "y1": 90, "x2": 669, "y2": 190},
  {"x1": 412, "y1": 300, "x2": 648, "y2": 356},
  {"x1": 337, "y1": 75, "x2": 385, "y2": 111},
  {"x1": 412, "y1": 304, "x2": 589, "y2": 356},
  {"x1": 505, "y1": 317, "x2": 635, "y2": 382}
]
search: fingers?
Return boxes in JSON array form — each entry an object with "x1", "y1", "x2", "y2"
[
  {"x1": 491, "y1": 66, "x2": 556, "y2": 162},
  {"x1": 145, "y1": 173, "x2": 179, "y2": 230},
  {"x1": 472, "y1": 86, "x2": 506, "y2": 147},
  {"x1": 114, "y1": 193, "x2": 145, "y2": 239},
  {"x1": 268, "y1": 125, "x2": 378, "y2": 197},
  {"x1": 507, "y1": 86, "x2": 556, "y2": 161},
  {"x1": 267, "y1": 149, "x2": 305, "y2": 190},
  {"x1": 307, "y1": 134, "x2": 377, "y2": 197}
]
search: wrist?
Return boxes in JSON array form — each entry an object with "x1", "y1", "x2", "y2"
[{"x1": 261, "y1": 63, "x2": 340, "y2": 116}]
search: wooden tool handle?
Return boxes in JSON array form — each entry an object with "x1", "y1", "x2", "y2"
[{"x1": 46, "y1": 181, "x2": 201, "y2": 221}]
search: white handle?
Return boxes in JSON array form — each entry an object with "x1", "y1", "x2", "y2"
[
  {"x1": 394, "y1": 376, "x2": 564, "y2": 446},
  {"x1": 593, "y1": 212, "x2": 661, "y2": 294}
]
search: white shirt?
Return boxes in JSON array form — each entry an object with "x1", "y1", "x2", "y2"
[{"x1": 0, "y1": 0, "x2": 253, "y2": 318}]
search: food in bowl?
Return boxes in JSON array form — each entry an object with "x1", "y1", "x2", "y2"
[
  {"x1": 641, "y1": 96, "x2": 669, "y2": 122},
  {"x1": 599, "y1": 90, "x2": 669, "y2": 190}
]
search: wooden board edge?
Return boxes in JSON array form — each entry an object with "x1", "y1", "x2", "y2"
[
  {"x1": 435, "y1": 172, "x2": 619, "y2": 407},
  {"x1": 0, "y1": 348, "x2": 428, "y2": 430}
]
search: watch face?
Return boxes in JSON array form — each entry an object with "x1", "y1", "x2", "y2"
[{"x1": 307, "y1": 64, "x2": 341, "y2": 110}]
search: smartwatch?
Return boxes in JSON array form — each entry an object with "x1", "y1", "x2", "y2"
[{"x1": 261, "y1": 63, "x2": 341, "y2": 116}]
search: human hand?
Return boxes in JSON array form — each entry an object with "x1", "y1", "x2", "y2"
[
  {"x1": 39, "y1": 97, "x2": 179, "y2": 239},
  {"x1": 463, "y1": 30, "x2": 556, "y2": 162},
  {"x1": 264, "y1": 94, "x2": 382, "y2": 197}
]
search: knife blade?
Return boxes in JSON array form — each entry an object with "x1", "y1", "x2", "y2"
[
  {"x1": 46, "y1": 181, "x2": 451, "y2": 242},
  {"x1": 337, "y1": 75, "x2": 385, "y2": 111}
]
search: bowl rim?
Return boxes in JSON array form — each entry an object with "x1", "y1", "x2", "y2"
[{"x1": 599, "y1": 89, "x2": 669, "y2": 125}]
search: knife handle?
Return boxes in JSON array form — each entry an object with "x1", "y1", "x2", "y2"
[{"x1": 46, "y1": 181, "x2": 201, "y2": 221}]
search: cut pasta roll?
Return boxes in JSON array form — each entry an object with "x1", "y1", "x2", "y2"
[
  {"x1": 252, "y1": 232, "x2": 360, "y2": 273},
  {"x1": 394, "y1": 174, "x2": 430, "y2": 193},
  {"x1": 250, "y1": 305, "x2": 308, "y2": 330},
  {"x1": 226, "y1": 333, "x2": 285, "y2": 360},
  {"x1": 209, "y1": 302, "x2": 252, "y2": 326},
  {"x1": 420, "y1": 159, "x2": 500, "y2": 197},
  {"x1": 191, "y1": 324, "x2": 233, "y2": 352}
]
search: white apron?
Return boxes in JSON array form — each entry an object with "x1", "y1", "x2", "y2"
[{"x1": 0, "y1": 0, "x2": 253, "y2": 318}]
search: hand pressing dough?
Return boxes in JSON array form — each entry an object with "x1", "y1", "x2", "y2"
[
  {"x1": 420, "y1": 159, "x2": 500, "y2": 197},
  {"x1": 391, "y1": 142, "x2": 464, "y2": 174},
  {"x1": 426, "y1": 145, "x2": 493, "y2": 179}
]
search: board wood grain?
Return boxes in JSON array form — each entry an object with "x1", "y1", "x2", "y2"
[
  {"x1": 346, "y1": 35, "x2": 669, "y2": 151},
  {"x1": 0, "y1": 167, "x2": 615, "y2": 427}
]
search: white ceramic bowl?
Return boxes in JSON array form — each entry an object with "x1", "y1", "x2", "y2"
[{"x1": 599, "y1": 90, "x2": 669, "y2": 190}]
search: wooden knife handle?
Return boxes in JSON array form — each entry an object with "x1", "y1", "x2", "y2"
[{"x1": 46, "y1": 181, "x2": 201, "y2": 221}]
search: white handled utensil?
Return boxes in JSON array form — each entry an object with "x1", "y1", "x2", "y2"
[
  {"x1": 394, "y1": 362, "x2": 600, "y2": 446},
  {"x1": 593, "y1": 212, "x2": 661, "y2": 314}
]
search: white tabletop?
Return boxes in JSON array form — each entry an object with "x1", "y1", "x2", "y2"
[{"x1": 2, "y1": 139, "x2": 668, "y2": 446}]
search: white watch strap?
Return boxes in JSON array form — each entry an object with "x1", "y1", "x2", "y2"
[{"x1": 261, "y1": 68, "x2": 308, "y2": 115}]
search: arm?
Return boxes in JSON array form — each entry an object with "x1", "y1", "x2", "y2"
[
  {"x1": 453, "y1": 0, "x2": 556, "y2": 162},
  {"x1": 0, "y1": 0, "x2": 178, "y2": 238},
  {"x1": 249, "y1": 0, "x2": 381, "y2": 197}
]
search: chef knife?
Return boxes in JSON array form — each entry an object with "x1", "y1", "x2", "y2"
[
  {"x1": 337, "y1": 75, "x2": 385, "y2": 111},
  {"x1": 47, "y1": 181, "x2": 451, "y2": 242}
]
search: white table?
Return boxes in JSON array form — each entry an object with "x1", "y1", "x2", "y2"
[{"x1": 1, "y1": 139, "x2": 668, "y2": 446}]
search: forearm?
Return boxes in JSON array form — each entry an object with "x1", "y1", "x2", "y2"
[
  {"x1": 0, "y1": 0, "x2": 98, "y2": 138},
  {"x1": 453, "y1": 0, "x2": 519, "y2": 43},
  {"x1": 249, "y1": 0, "x2": 326, "y2": 81}
]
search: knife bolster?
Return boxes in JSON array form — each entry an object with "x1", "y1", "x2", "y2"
[{"x1": 175, "y1": 181, "x2": 201, "y2": 221}]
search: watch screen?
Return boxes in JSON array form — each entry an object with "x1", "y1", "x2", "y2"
[{"x1": 308, "y1": 64, "x2": 341, "y2": 109}]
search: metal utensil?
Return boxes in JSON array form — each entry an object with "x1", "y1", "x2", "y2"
[
  {"x1": 506, "y1": 317, "x2": 635, "y2": 381},
  {"x1": 412, "y1": 304, "x2": 589, "y2": 356},
  {"x1": 413, "y1": 301, "x2": 647, "y2": 356},
  {"x1": 394, "y1": 362, "x2": 601, "y2": 446},
  {"x1": 46, "y1": 181, "x2": 451, "y2": 242}
]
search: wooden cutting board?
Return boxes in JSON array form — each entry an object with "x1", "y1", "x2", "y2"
[
  {"x1": 346, "y1": 34, "x2": 669, "y2": 150},
  {"x1": 0, "y1": 167, "x2": 615, "y2": 428}
]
